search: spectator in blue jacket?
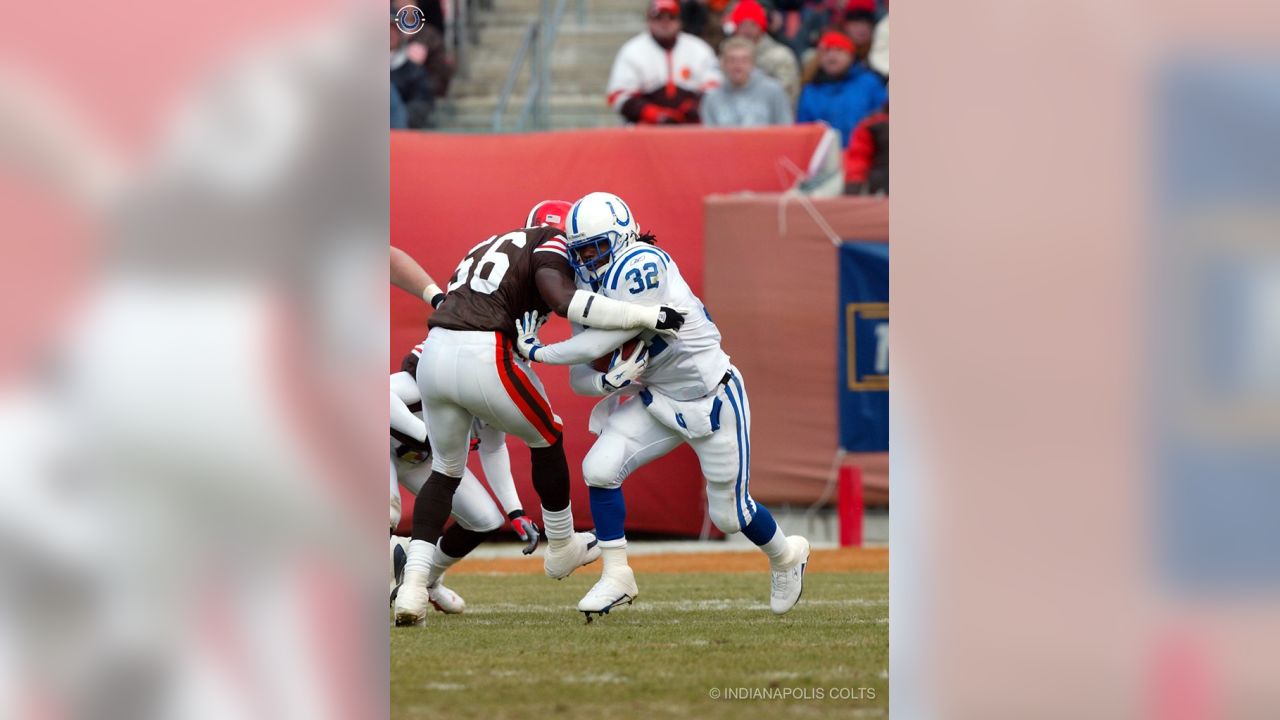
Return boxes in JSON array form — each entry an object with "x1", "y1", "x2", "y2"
[{"x1": 796, "y1": 30, "x2": 887, "y2": 146}]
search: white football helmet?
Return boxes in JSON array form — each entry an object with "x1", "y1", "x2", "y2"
[{"x1": 565, "y1": 192, "x2": 640, "y2": 284}]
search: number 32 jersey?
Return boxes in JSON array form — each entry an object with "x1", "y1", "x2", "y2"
[
  {"x1": 582, "y1": 242, "x2": 730, "y2": 401},
  {"x1": 429, "y1": 226, "x2": 571, "y2": 340}
]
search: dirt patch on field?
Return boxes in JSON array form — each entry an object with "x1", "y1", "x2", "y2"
[{"x1": 451, "y1": 546, "x2": 887, "y2": 575}]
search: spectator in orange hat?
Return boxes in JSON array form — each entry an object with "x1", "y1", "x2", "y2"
[
  {"x1": 606, "y1": 0, "x2": 721, "y2": 124},
  {"x1": 795, "y1": 30, "x2": 887, "y2": 145},
  {"x1": 724, "y1": 0, "x2": 800, "y2": 104}
]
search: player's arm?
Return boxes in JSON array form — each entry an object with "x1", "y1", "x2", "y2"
[
  {"x1": 389, "y1": 369, "x2": 420, "y2": 405},
  {"x1": 521, "y1": 325, "x2": 641, "y2": 365},
  {"x1": 533, "y1": 265, "x2": 684, "y2": 333},
  {"x1": 472, "y1": 422, "x2": 541, "y2": 553},
  {"x1": 390, "y1": 389, "x2": 426, "y2": 443},
  {"x1": 390, "y1": 245, "x2": 445, "y2": 308},
  {"x1": 570, "y1": 363, "x2": 613, "y2": 397},
  {"x1": 473, "y1": 422, "x2": 519, "y2": 515}
]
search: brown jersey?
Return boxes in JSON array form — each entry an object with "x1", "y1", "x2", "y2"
[{"x1": 428, "y1": 226, "x2": 573, "y2": 340}]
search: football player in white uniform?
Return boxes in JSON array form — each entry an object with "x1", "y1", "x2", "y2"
[
  {"x1": 389, "y1": 346, "x2": 541, "y2": 618},
  {"x1": 514, "y1": 191, "x2": 810, "y2": 620}
]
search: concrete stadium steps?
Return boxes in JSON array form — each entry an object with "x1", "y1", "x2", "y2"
[
  {"x1": 478, "y1": 0, "x2": 645, "y2": 27},
  {"x1": 434, "y1": 0, "x2": 645, "y2": 132},
  {"x1": 438, "y1": 93, "x2": 623, "y2": 131},
  {"x1": 458, "y1": 25, "x2": 639, "y2": 98}
]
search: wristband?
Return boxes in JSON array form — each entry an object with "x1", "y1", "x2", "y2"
[
  {"x1": 507, "y1": 509, "x2": 526, "y2": 521},
  {"x1": 422, "y1": 283, "x2": 444, "y2": 308}
]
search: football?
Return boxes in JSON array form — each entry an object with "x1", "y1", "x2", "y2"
[{"x1": 590, "y1": 338, "x2": 641, "y2": 372}]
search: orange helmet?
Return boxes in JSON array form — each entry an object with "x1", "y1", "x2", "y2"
[{"x1": 526, "y1": 200, "x2": 572, "y2": 231}]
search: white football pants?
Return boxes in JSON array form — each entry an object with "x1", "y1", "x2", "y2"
[
  {"x1": 581, "y1": 369, "x2": 758, "y2": 534},
  {"x1": 418, "y1": 329, "x2": 563, "y2": 478}
]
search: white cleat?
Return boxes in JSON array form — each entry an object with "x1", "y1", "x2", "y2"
[
  {"x1": 577, "y1": 565, "x2": 639, "y2": 622},
  {"x1": 543, "y1": 532, "x2": 601, "y2": 580},
  {"x1": 393, "y1": 569, "x2": 430, "y2": 627},
  {"x1": 427, "y1": 577, "x2": 466, "y2": 614},
  {"x1": 769, "y1": 536, "x2": 811, "y2": 615}
]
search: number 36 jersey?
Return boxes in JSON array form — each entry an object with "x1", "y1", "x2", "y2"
[
  {"x1": 429, "y1": 226, "x2": 571, "y2": 341},
  {"x1": 583, "y1": 242, "x2": 731, "y2": 401}
]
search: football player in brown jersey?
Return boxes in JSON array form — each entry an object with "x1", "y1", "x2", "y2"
[{"x1": 394, "y1": 202, "x2": 686, "y2": 626}]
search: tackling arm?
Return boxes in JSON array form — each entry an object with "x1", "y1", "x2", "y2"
[
  {"x1": 570, "y1": 364, "x2": 612, "y2": 397},
  {"x1": 391, "y1": 245, "x2": 445, "y2": 307},
  {"x1": 473, "y1": 423, "x2": 522, "y2": 517},
  {"x1": 534, "y1": 267, "x2": 683, "y2": 333},
  {"x1": 390, "y1": 390, "x2": 426, "y2": 443},
  {"x1": 529, "y1": 328, "x2": 641, "y2": 365},
  {"x1": 389, "y1": 370, "x2": 420, "y2": 405}
]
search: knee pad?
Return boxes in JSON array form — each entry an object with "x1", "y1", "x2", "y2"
[
  {"x1": 581, "y1": 444, "x2": 625, "y2": 489},
  {"x1": 706, "y1": 483, "x2": 743, "y2": 535}
]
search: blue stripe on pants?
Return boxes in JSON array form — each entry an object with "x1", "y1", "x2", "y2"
[
  {"x1": 724, "y1": 383, "x2": 748, "y2": 531},
  {"x1": 730, "y1": 374, "x2": 756, "y2": 515}
]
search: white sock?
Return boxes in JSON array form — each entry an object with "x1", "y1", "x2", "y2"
[
  {"x1": 426, "y1": 543, "x2": 461, "y2": 587},
  {"x1": 542, "y1": 505, "x2": 574, "y2": 545},
  {"x1": 599, "y1": 538, "x2": 629, "y2": 572},
  {"x1": 405, "y1": 539, "x2": 436, "y2": 574},
  {"x1": 760, "y1": 527, "x2": 792, "y2": 567}
]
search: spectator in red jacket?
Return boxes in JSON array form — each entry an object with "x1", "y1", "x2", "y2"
[
  {"x1": 845, "y1": 101, "x2": 888, "y2": 195},
  {"x1": 606, "y1": 0, "x2": 720, "y2": 124}
]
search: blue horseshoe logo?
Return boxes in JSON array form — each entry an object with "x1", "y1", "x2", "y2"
[
  {"x1": 604, "y1": 200, "x2": 632, "y2": 227},
  {"x1": 395, "y1": 5, "x2": 425, "y2": 34}
]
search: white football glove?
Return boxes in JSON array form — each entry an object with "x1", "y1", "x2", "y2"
[
  {"x1": 602, "y1": 341, "x2": 650, "y2": 391},
  {"x1": 514, "y1": 310, "x2": 548, "y2": 361}
]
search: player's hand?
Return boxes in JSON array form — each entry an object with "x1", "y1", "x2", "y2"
[
  {"x1": 509, "y1": 511, "x2": 541, "y2": 555},
  {"x1": 602, "y1": 341, "x2": 649, "y2": 391},
  {"x1": 514, "y1": 310, "x2": 548, "y2": 361},
  {"x1": 650, "y1": 306, "x2": 686, "y2": 338}
]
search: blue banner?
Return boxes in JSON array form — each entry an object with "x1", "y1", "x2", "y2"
[
  {"x1": 839, "y1": 242, "x2": 889, "y2": 451},
  {"x1": 1153, "y1": 59, "x2": 1280, "y2": 591}
]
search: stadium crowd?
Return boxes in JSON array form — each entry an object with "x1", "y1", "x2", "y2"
[{"x1": 392, "y1": 0, "x2": 888, "y2": 194}]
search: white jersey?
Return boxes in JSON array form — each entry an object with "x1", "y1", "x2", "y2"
[
  {"x1": 606, "y1": 31, "x2": 721, "y2": 111},
  {"x1": 577, "y1": 243, "x2": 730, "y2": 401}
]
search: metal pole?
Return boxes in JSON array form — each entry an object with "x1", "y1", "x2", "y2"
[
  {"x1": 457, "y1": 0, "x2": 469, "y2": 73},
  {"x1": 537, "y1": 0, "x2": 551, "y2": 129}
]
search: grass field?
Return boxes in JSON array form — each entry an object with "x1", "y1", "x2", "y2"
[{"x1": 391, "y1": 548, "x2": 888, "y2": 719}]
